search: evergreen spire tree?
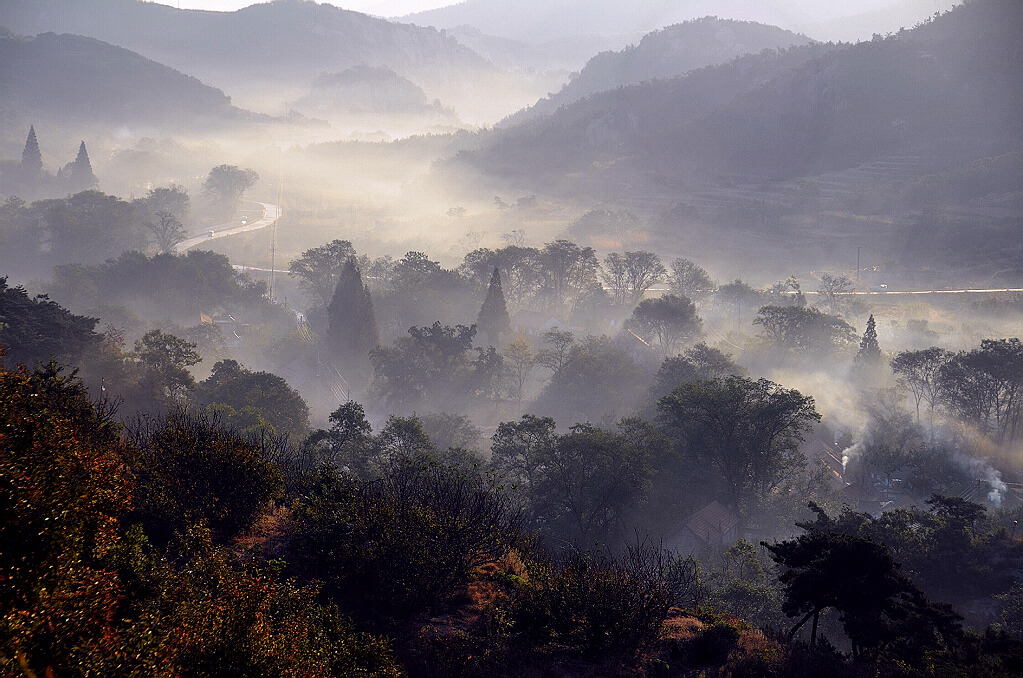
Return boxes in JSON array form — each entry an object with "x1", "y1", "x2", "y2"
[
  {"x1": 855, "y1": 314, "x2": 882, "y2": 367},
  {"x1": 327, "y1": 258, "x2": 380, "y2": 369},
  {"x1": 19, "y1": 125, "x2": 43, "y2": 182},
  {"x1": 476, "y1": 267, "x2": 511, "y2": 347},
  {"x1": 61, "y1": 141, "x2": 98, "y2": 193}
]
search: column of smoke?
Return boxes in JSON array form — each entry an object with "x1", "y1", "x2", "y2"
[{"x1": 839, "y1": 422, "x2": 1008, "y2": 508}]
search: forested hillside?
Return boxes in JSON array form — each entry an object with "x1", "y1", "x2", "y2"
[
  {"x1": 0, "y1": 30, "x2": 260, "y2": 130},
  {"x1": 465, "y1": 1, "x2": 1021, "y2": 184},
  {"x1": 509, "y1": 17, "x2": 812, "y2": 124}
]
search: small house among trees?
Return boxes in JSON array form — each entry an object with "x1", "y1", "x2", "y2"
[{"x1": 667, "y1": 501, "x2": 739, "y2": 551}]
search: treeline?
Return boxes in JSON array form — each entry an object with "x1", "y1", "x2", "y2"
[
  {"x1": 0, "y1": 277, "x2": 303, "y2": 433},
  {"x1": 0, "y1": 163, "x2": 258, "y2": 277},
  {"x1": 2, "y1": 360, "x2": 1022, "y2": 677}
]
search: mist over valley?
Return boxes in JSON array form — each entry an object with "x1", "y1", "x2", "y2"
[{"x1": 1, "y1": 1, "x2": 1021, "y2": 675}]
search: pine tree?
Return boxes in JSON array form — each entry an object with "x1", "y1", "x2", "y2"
[
  {"x1": 327, "y1": 259, "x2": 380, "y2": 369},
  {"x1": 476, "y1": 267, "x2": 511, "y2": 347},
  {"x1": 60, "y1": 141, "x2": 98, "y2": 193},
  {"x1": 19, "y1": 125, "x2": 43, "y2": 182},
  {"x1": 855, "y1": 314, "x2": 882, "y2": 366}
]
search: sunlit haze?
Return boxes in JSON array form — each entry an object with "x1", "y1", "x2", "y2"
[
  {"x1": 1, "y1": 2, "x2": 1020, "y2": 673},
  {"x1": 172, "y1": 0, "x2": 452, "y2": 16}
]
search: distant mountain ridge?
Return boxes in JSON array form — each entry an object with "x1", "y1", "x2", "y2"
[
  {"x1": 399, "y1": 0, "x2": 959, "y2": 46},
  {"x1": 451, "y1": 0, "x2": 1021, "y2": 187},
  {"x1": 0, "y1": 0, "x2": 502, "y2": 119},
  {"x1": 296, "y1": 64, "x2": 458, "y2": 122},
  {"x1": 0, "y1": 30, "x2": 261, "y2": 130},
  {"x1": 507, "y1": 17, "x2": 813, "y2": 125}
]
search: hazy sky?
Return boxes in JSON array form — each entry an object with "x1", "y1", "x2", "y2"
[{"x1": 172, "y1": 0, "x2": 452, "y2": 16}]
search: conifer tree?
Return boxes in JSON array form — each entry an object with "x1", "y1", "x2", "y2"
[
  {"x1": 327, "y1": 258, "x2": 380, "y2": 369},
  {"x1": 476, "y1": 267, "x2": 511, "y2": 347},
  {"x1": 855, "y1": 314, "x2": 881, "y2": 365},
  {"x1": 19, "y1": 125, "x2": 43, "y2": 182},
  {"x1": 59, "y1": 141, "x2": 98, "y2": 193}
]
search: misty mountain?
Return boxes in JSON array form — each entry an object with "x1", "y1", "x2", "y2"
[
  {"x1": 295, "y1": 64, "x2": 459, "y2": 125},
  {"x1": 0, "y1": 0, "x2": 505, "y2": 119},
  {"x1": 453, "y1": 1, "x2": 1021, "y2": 187},
  {"x1": 508, "y1": 17, "x2": 812, "y2": 124},
  {"x1": 399, "y1": 0, "x2": 958, "y2": 51},
  {"x1": 0, "y1": 30, "x2": 262, "y2": 130}
]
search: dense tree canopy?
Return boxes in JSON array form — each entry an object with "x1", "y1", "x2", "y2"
[
  {"x1": 131, "y1": 329, "x2": 201, "y2": 409},
  {"x1": 369, "y1": 322, "x2": 502, "y2": 411},
  {"x1": 202, "y1": 164, "x2": 258, "y2": 219},
  {"x1": 0, "y1": 277, "x2": 102, "y2": 369},
  {"x1": 195, "y1": 358, "x2": 310, "y2": 436},
  {"x1": 627, "y1": 293, "x2": 702, "y2": 356},
  {"x1": 49, "y1": 249, "x2": 267, "y2": 321},
  {"x1": 649, "y1": 342, "x2": 745, "y2": 401},
  {"x1": 0, "y1": 365, "x2": 131, "y2": 675},
  {"x1": 659, "y1": 376, "x2": 819, "y2": 516},
  {"x1": 937, "y1": 338, "x2": 1023, "y2": 442},
  {"x1": 754, "y1": 304, "x2": 857, "y2": 354},
  {"x1": 289, "y1": 239, "x2": 359, "y2": 307},
  {"x1": 534, "y1": 335, "x2": 645, "y2": 424}
]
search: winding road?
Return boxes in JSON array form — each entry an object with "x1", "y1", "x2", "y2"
[{"x1": 174, "y1": 201, "x2": 281, "y2": 254}]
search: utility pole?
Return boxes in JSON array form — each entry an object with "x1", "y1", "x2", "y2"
[{"x1": 856, "y1": 247, "x2": 861, "y2": 282}]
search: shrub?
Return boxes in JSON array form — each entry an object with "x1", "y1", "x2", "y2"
[
  {"x1": 290, "y1": 462, "x2": 521, "y2": 625},
  {"x1": 126, "y1": 408, "x2": 284, "y2": 544},
  {"x1": 0, "y1": 363, "x2": 132, "y2": 676},
  {"x1": 512, "y1": 543, "x2": 699, "y2": 658}
]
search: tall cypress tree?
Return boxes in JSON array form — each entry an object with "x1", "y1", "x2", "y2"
[
  {"x1": 19, "y1": 125, "x2": 42, "y2": 182},
  {"x1": 59, "y1": 141, "x2": 98, "y2": 193},
  {"x1": 851, "y1": 314, "x2": 883, "y2": 385},
  {"x1": 327, "y1": 258, "x2": 379, "y2": 369},
  {"x1": 856, "y1": 314, "x2": 881, "y2": 364},
  {"x1": 476, "y1": 267, "x2": 511, "y2": 347}
]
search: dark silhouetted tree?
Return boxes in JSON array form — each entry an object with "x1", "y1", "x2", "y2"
[
  {"x1": 754, "y1": 305, "x2": 857, "y2": 355},
  {"x1": 650, "y1": 342, "x2": 745, "y2": 401},
  {"x1": 137, "y1": 185, "x2": 190, "y2": 254},
  {"x1": 852, "y1": 314, "x2": 883, "y2": 382},
  {"x1": 669, "y1": 257, "x2": 715, "y2": 301},
  {"x1": 19, "y1": 125, "x2": 42, "y2": 184},
  {"x1": 767, "y1": 530, "x2": 914, "y2": 654},
  {"x1": 476, "y1": 267, "x2": 511, "y2": 346},
  {"x1": 533, "y1": 423, "x2": 653, "y2": 543},
  {"x1": 202, "y1": 164, "x2": 258, "y2": 219},
  {"x1": 327, "y1": 259, "x2": 379, "y2": 373},
  {"x1": 937, "y1": 338, "x2": 1023, "y2": 442},
  {"x1": 628, "y1": 294, "x2": 702, "y2": 356},
  {"x1": 195, "y1": 358, "x2": 310, "y2": 436},
  {"x1": 535, "y1": 335, "x2": 645, "y2": 424},
  {"x1": 59, "y1": 141, "x2": 98, "y2": 193},
  {"x1": 891, "y1": 347, "x2": 949, "y2": 422},
  {"x1": 491, "y1": 414, "x2": 558, "y2": 510},
  {"x1": 290, "y1": 239, "x2": 358, "y2": 307},
  {"x1": 369, "y1": 322, "x2": 494, "y2": 412},
  {"x1": 0, "y1": 277, "x2": 102, "y2": 370},
  {"x1": 659, "y1": 376, "x2": 819, "y2": 516},
  {"x1": 857, "y1": 315, "x2": 881, "y2": 362},
  {"x1": 131, "y1": 329, "x2": 201, "y2": 409}
]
